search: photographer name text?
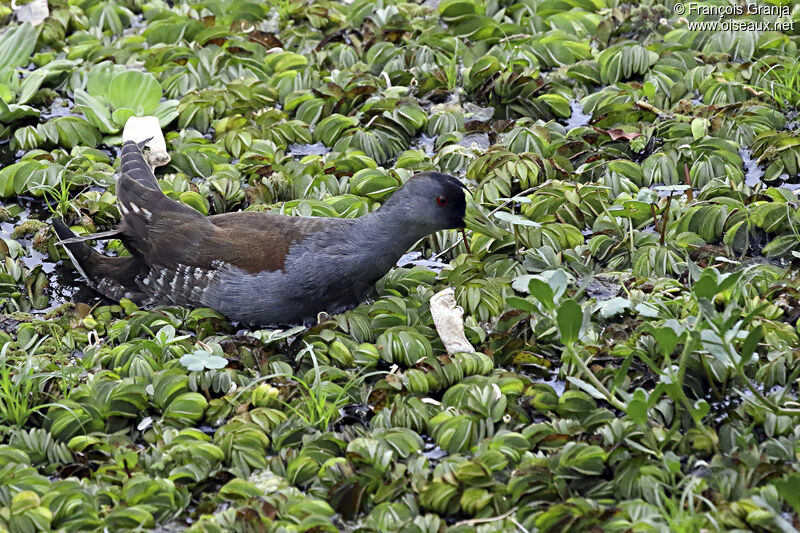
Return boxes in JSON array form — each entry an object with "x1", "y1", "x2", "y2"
[{"x1": 673, "y1": 2, "x2": 795, "y2": 31}]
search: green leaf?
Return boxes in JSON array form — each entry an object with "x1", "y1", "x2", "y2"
[
  {"x1": 0, "y1": 99, "x2": 39, "y2": 124},
  {"x1": 86, "y1": 61, "x2": 127, "y2": 98},
  {"x1": 439, "y1": 0, "x2": 482, "y2": 19},
  {"x1": 739, "y1": 325, "x2": 762, "y2": 368},
  {"x1": 690, "y1": 399, "x2": 710, "y2": 425},
  {"x1": 267, "y1": 51, "x2": 308, "y2": 72},
  {"x1": 48, "y1": 117, "x2": 102, "y2": 149},
  {"x1": 511, "y1": 274, "x2": 536, "y2": 293},
  {"x1": 153, "y1": 100, "x2": 179, "y2": 128},
  {"x1": 762, "y1": 234, "x2": 800, "y2": 258},
  {"x1": 313, "y1": 114, "x2": 358, "y2": 145},
  {"x1": 74, "y1": 89, "x2": 117, "y2": 134},
  {"x1": 111, "y1": 107, "x2": 137, "y2": 128},
  {"x1": 505, "y1": 296, "x2": 537, "y2": 313},
  {"x1": 626, "y1": 389, "x2": 648, "y2": 425},
  {"x1": 634, "y1": 302, "x2": 659, "y2": 318},
  {"x1": 17, "y1": 70, "x2": 46, "y2": 106},
  {"x1": 431, "y1": 414, "x2": 478, "y2": 453},
  {"x1": 595, "y1": 297, "x2": 631, "y2": 318},
  {"x1": 566, "y1": 377, "x2": 605, "y2": 401},
  {"x1": 690, "y1": 118, "x2": 708, "y2": 140},
  {"x1": 529, "y1": 278, "x2": 555, "y2": 311},
  {"x1": 775, "y1": 473, "x2": 800, "y2": 515},
  {"x1": 694, "y1": 269, "x2": 742, "y2": 299},
  {"x1": 493, "y1": 211, "x2": 541, "y2": 227},
  {"x1": 538, "y1": 94, "x2": 571, "y2": 118},
  {"x1": 557, "y1": 299, "x2": 581, "y2": 345},
  {"x1": 179, "y1": 191, "x2": 209, "y2": 215},
  {"x1": 0, "y1": 22, "x2": 37, "y2": 73},
  {"x1": 107, "y1": 71, "x2": 163, "y2": 116},
  {"x1": 649, "y1": 326, "x2": 680, "y2": 357},
  {"x1": 350, "y1": 169, "x2": 400, "y2": 200},
  {"x1": 163, "y1": 392, "x2": 208, "y2": 427}
]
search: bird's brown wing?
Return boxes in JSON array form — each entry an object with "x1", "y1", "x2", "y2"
[
  {"x1": 206, "y1": 211, "x2": 335, "y2": 273},
  {"x1": 118, "y1": 176, "x2": 338, "y2": 274},
  {"x1": 115, "y1": 142, "x2": 345, "y2": 275}
]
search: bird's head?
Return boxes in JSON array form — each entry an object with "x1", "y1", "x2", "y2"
[{"x1": 382, "y1": 171, "x2": 468, "y2": 231}]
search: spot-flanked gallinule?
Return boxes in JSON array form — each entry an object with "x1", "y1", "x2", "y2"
[{"x1": 53, "y1": 141, "x2": 468, "y2": 325}]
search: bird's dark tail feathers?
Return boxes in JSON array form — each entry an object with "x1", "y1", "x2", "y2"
[
  {"x1": 55, "y1": 142, "x2": 161, "y2": 246},
  {"x1": 52, "y1": 220, "x2": 96, "y2": 285},
  {"x1": 120, "y1": 139, "x2": 159, "y2": 190},
  {"x1": 52, "y1": 219, "x2": 146, "y2": 302}
]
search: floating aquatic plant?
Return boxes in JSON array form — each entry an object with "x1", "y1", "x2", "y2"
[{"x1": 0, "y1": 0, "x2": 798, "y2": 531}]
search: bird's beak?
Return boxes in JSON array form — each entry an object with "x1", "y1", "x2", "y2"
[{"x1": 463, "y1": 203, "x2": 507, "y2": 240}]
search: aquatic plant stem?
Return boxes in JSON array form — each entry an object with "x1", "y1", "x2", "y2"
[
  {"x1": 460, "y1": 228, "x2": 471, "y2": 254},
  {"x1": 740, "y1": 370, "x2": 800, "y2": 416},
  {"x1": 683, "y1": 162, "x2": 693, "y2": 202},
  {"x1": 566, "y1": 343, "x2": 627, "y2": 412},
  {"x1": 454, "y1": 507, "x2": 528, "y2": 533},
  {"x1": 635, "y1": 100, "x2": 672, "y2": 118},
  {"x1": 659, "y1": 193, "x2": 672, "y2": 246}
]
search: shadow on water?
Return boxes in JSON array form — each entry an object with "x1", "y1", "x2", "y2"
[{"x1": 0, "y1": 141, "x2": 15, "y2": 168}]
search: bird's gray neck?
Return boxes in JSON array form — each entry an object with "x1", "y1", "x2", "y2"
[{"x1": 351, "y1": 203, "x2": 434, "y2": 266}]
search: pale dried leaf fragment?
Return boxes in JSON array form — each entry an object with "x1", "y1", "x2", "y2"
[
  {"x1": 15, "y1": 0, "x2": 49, "y2": 26},
  {"x1": 430, "y1": 287, "x2": 475, "y2": 354},
  {"x1": 122, "y1": 116, "x2": 171, "y2": 169}
]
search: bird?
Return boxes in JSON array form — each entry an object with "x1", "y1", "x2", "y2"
[{"x1": 53, "y1": 140, "x2": 468, "y2": 326}]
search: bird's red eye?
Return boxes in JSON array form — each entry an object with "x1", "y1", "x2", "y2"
[{"x1": 436, "y1": 196, "x2": 448, "y2": 207}]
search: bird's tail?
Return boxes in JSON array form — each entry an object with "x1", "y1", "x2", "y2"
[
  {"x1": 119, "y1": 138, "x2": 160, "y2": 190},
  {"x1": 50, "y1": 140, "x2": 155, "y2": 246},
  {"x1": 52, "y1": 219, "x2": 145, "y2": 302},
  {"x1": 52, "y1": 219, "x2": 96, "y2": 286}
]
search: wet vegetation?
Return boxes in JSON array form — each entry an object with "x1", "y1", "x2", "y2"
[{"x1": 1, "y1": 0, "x2": 800, "y2": 531}]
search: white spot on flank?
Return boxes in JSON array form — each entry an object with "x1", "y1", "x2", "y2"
[
  {"x1": 142, "y1": 208, "x2": 152, "y2": 219},
  {"x1": 130, "y1": 203, "x2": 141, "y2": 214}
]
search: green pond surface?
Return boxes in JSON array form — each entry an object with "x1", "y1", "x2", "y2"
[{"x1": 1, "y1": 0, "x2": 800, "y2": 531}]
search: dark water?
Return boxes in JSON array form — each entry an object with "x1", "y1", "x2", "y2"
[{"x1": 0, "y1": 198, "x2": 100, "y2": 313}]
